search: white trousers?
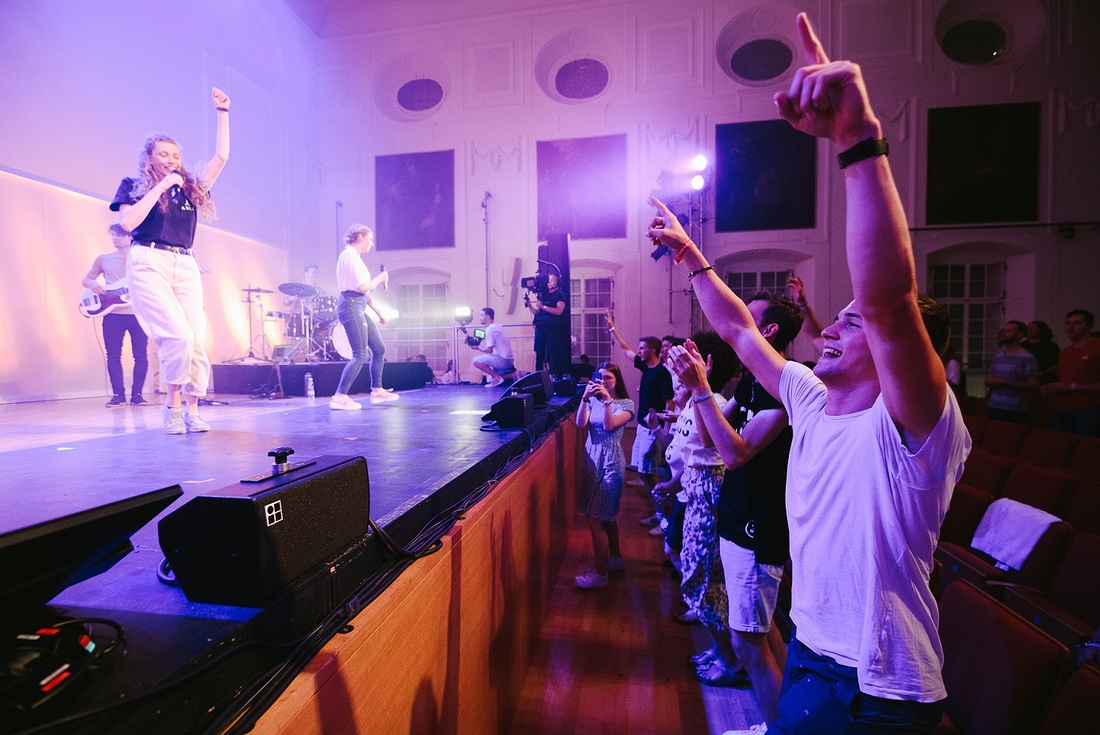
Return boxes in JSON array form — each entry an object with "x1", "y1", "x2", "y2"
[{"x1": 127, "y1": 246, "x2": 210, "y2": 396}]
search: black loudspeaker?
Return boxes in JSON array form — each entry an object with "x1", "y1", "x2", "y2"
[
  {"x1": 506, "y1": 368, "x2": 553, "y2": 405},
  {"x1": 553, "y1": 377, "x2": 576, "y2": 396},
  {"x1": 488, "y1": 394, "x2": 534, "y2": 428},
  {"x1": 158, "y1": 456, "x2": 370, "y2": 607}
]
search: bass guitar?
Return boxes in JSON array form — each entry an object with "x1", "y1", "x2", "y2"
[{"x1": 78, "y1": 279, "x2": 131, "y2": 318}]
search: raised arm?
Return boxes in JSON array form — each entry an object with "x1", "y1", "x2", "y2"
[
  {"x1": 202, "y1": 87, "x2": 231, "y2": 189},
  {"x1": 787, "y1": 276, "x2": 825, "y2": 355},
  {"x1": 775, "y1": 13, "x2": 945, "y2": 443},
  {"x1": 605, "y1": 311, "x2": 637, "y2": 360},
  {"x1": 668, "y1": 341, "x2": 789, "y2": 470},
  {"x1": 648, "y1": 198, "x2": 787, "y2": 400}
]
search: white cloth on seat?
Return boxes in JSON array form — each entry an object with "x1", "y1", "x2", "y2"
[{"x1": 970, "y1": 498, "x2": 1059, "y2": 571}]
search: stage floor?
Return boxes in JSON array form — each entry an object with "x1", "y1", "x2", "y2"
[{"x1": 0, "y1": 385, "x2": 574, "y2": 733}]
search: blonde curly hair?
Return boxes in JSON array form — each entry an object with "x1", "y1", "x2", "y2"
[{"x1": 130, "y1": 134, "x2": 216, "y2": 219}]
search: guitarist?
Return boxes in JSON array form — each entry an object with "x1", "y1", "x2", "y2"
[{"x1": 82, "y1": 224, "x2": 149, "y2": 407}]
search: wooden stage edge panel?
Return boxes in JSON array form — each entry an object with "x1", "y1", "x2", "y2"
[{"x1": 257, "y1": 420, "x2": 580, "y2": 734}]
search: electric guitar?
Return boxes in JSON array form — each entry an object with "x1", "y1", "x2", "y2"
[{"x1": 78, "y1": 279, "x2": 131, "y2": 318}]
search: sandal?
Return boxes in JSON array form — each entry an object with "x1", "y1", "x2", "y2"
[
  {"x1": 689, "y1": 648, "x2": 718, "y2": 667},
  {"x1": 695, "y1": 661, "x2": 752, "y2": 688}
]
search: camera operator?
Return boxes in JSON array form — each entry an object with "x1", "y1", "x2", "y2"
[
  {"x1": 468, "y1": 307, "x2": 518, "y2": 388},
  {"x1": 526, "y1": 272, "x2": 568, "y2": 377}
]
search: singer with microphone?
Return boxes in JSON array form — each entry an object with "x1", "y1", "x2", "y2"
[
  {"x1": 111, "y1": 87, "x2": 230, "y2": 435},
  {"x1": 329, "y1": 224, "x2": 398, "y2": 409}
]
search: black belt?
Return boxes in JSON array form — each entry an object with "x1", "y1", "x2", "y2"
[{"x1": 133, "y1": 240, "x2": 191, "y2": 255}]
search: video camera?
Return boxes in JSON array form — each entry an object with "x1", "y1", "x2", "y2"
[
  {"x1": 459, "y1": 326, "x2": 485, "y2": 347},
  {"x1": 521, "y1": 273, "x2": 551, "y2": 304}
]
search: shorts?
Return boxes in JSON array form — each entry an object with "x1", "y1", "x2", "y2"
[
  {"x1": 719, "y1": 538, "x2": 784, "y2": 634},
  {"x1": 630, "y1": 423, "x2": 663, "y2": 475}
]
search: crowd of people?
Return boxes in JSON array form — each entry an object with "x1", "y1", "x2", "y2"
[
  {"x1": 984, "y1": 312, "x2": 1099, "y2": 435},
  {"x1": 571, "y1": 14, "x2": 974, "y2": 734}
]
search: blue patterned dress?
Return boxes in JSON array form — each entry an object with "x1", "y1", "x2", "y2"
[{"x1": 578, "y1": 398, "x2": 635, "y2": 521}]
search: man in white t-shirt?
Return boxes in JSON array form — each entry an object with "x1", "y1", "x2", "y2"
[
  {"x1": 648, "y1": 13, "x2": 971, "y2": 734},
  {"x1": 469, "y1": 307, "x2": 517, "y2": 388}
]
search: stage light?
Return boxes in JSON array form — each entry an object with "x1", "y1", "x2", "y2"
[
  {"x1": 690, "y1": 174, "x2": 706, "y2": 191},
  {"x1": 454, "y1": 306, "x2": 473, "y2": 326},
  {"x1": 692, "y1": 154, "x2": 708, "y2": 171}
]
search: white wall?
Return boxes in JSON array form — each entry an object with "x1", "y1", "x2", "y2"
[
  {"x1": 0, "y1": 0, "x2": 1097, "y2": 401},
  {"x1": 314, "y1": 0, "x2": 1100, "y2": 384}
]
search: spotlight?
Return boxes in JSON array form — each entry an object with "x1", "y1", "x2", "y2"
[
  {"x1": 692, "y1": 154, "x2": 709, "y2": 171},
  {"x1": 455, "y1": 306, "x2": 473, "y2": 326},
  {"x1": 690, "y1": 175, "x2": 706, "y2": 191}
]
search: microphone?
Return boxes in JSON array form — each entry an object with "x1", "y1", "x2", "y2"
[
  {"x1": 380, "y1": 264, "x2": 388, "y2": 292},
  {"x1": 168, "y1": 169, "x2": 182, "y2": 203}
]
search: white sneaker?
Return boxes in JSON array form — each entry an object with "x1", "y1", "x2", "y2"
[
  {"x1": 486, "y1": 376, "x2": 504, "y2": 388},
  {"x1": 722, "y1": 724, "x2": 767, "y2": 735},
  {"x1": 329, "y1": 393, "x2": 362, "y2": 410},
  {"x1": 161, "y1": 404, "x2": 185, "y2": 435},
  {"x1": 183, "y1": 412, "x2": 210, "y2": 433},
  {"x1": 607, "y1": 555, "x2": 625, "y2": 573},
  {"x1": 574, "y1": 569, "x2": 608, "y2": 589},
  {"x1": 369, "y1": 389, "x2": 399, "y2": 404}
]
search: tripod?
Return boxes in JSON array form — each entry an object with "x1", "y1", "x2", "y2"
[{"x1": 229, "y1": 286, "x2": 274, "y2": 362}]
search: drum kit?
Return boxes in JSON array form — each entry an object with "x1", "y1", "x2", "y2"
[
  {"x1": 267, "y1": 282, "x2": 347, "y2": 362},
  {"x1": 229, "y1": 281, "x2": 351, "y2": 363}
]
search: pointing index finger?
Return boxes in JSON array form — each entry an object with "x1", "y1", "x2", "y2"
[{"x1": 797, "y1": 12, "x2": 830, "y2": 65}]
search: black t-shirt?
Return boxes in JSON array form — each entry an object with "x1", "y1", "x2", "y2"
[
  {"x1": 716, "y1": 372, "x2": 792, "y2": 566},
  {"x1": 633, "y1": 355, "x2": 674, "y2": 423},
  {"x1": 533, "y1": 288, "x2": 566, "y2": 329},
  {"x1": 110, "y1": 177, "x2": 198, "y2": 249}
]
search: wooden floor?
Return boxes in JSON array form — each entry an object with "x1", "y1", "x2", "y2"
[{"x1": 510, "y1": 477, "x2": 766, "y2": 735}]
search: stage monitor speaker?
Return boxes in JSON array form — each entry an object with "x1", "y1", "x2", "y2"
[
  {"x1": 553, "y1": 377, "x2": 577, "y2": 396},
  {"x1": 488, "y1": 394, "x2": 534, "y2": 428},
  {"x1": 158, "y1": 455, "x2": 370, "y2": 607},
  {"x1": 506, "y1": 368, "x2": 553, "y2": 405}
]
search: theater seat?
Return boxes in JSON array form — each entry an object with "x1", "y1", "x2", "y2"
[
  {"x1": 1038, "y1": 664, "x2": 1100, "y2": 735},
  {"x1": 939, "y1": 483, "x2": 994, "y2": 547},
  {"x1": 938, "y1": 580, "x2": 1070, "y2": 735},
  {"x1": 1065, "y1": 479, "x2": 1100, "y2": 537},
  {"x1": 962, "y1": 412, "x2": 988, "y2": 444},
  {"x1": 1000, "y1": 463, "x2": 1076, "y2": 517},
  {"x1": 999, "y1": 531, "x2": 1100, "y2": 650},
  {"x1": 1018, "y1": 427, "x2": 1080, "y2": 469},
  {"x1": 1068, "y1": 437, "x2": 1100, "y2": 481},
  {"x1": 958, "y1": 449, "x2": 1015, "y2": 496},
  {"x1": 935, "y1": 520, "x2": 1073, "y2": 596},
  {"x1": 979, "y1": 419, "x2": 1030, "y2": 457}
]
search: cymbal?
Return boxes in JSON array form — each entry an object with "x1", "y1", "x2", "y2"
[
  {"x1": 279, "y1": 282, "x2": 317, "y2": 298},
  {"x1": 242, "y1": 286, "x2": 274, "y2": 294}
]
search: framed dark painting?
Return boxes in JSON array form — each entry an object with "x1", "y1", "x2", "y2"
[
  {"x1": 926, "y1": 102, "x2": 1039, "y2": 225},
  {"x1": 715, "y1": 120, "x2": 816, "y2": 232},
  {"x1": 537, "y1": 133, "x2": 627, "y2": 240},
  {"x1": 375, "y1": 149, "x2": 455, "y2": 250}
]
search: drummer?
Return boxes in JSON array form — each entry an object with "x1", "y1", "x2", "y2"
[{"x1": 283, "y1": 264, "x2": 325, "y2": 312}]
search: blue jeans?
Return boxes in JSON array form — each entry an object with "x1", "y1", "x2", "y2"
[
  {"x1": 335, "y1": 293, "x2": 385, "y2": 394},
  {"x1": 770, "y1": 637, "x2": 942, "y2": 734}
]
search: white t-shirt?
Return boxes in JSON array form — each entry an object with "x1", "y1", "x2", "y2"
[
  {"x1": 664, "y1": 395, "x2": 727, "y2": 470},
  {"x1": 779, "y1": 362, "x2": 970, "y2": 702},
  {"x1": 336, "y1": 245, "x2": 371, "y2": 294},
  {"x1": 482, "y1": 322, "x2": 514, "y2": 360}
]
